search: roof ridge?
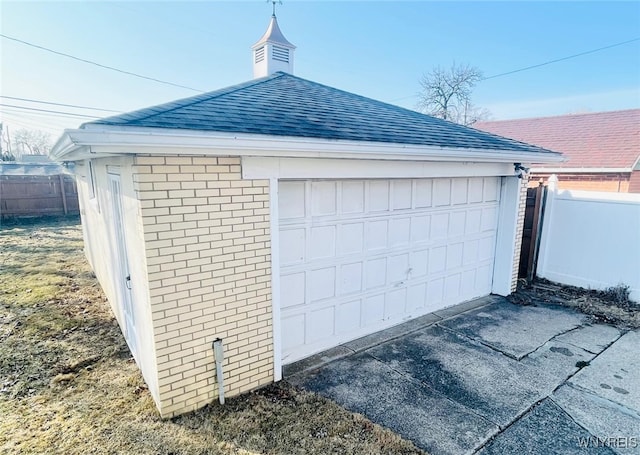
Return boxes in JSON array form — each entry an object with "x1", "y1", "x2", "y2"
[{"x1": 84, "y1": 72, "x2": 287, "y2": 127}]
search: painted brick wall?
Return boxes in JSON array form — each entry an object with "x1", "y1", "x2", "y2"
[
  {"x1": 511, "y1": 176, "x2": 529, "y2": 292},
  {"x1": 132, "y1": 155, "x2": 273, "y2": 418}
]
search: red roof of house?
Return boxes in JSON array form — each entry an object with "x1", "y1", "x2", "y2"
[{"x1": 475, "y1": 109, "x2": 640, "y2": 169}]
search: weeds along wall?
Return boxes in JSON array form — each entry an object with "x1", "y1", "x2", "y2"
[{"x1": 74, "y1": 157, "x2": 160, "y2": 408}]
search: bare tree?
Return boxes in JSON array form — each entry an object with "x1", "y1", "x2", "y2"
[
  {"x1": 417, "y1": 63, "x2": 489, "y2": 126},
  {"x1": 12, "y1": 129, "x2": 53, "y2": 158}
]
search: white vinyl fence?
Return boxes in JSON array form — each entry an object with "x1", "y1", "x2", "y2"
[{"x1": 537, "y1": 176, "x2": 640, "y2": 302}]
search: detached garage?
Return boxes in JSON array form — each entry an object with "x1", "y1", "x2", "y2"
[{"x1": 51, "y1": 22, "x2": 562, "y2": 417}]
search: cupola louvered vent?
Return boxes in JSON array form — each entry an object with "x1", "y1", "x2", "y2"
[
  {"x1": 255, "y1": 46, "x2": 265, "y2": 63},
  {"x1": 272, "y1": 46, "x2": 289, "y2": 63}
]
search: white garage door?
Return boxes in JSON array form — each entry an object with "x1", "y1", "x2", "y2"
[{"x1": 278, "y1": 177, "x2": 501, "y2": 364}]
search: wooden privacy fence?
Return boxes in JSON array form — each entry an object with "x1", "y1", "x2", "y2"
[
  {"x1": 518, "y1": 182, "x2": 546, "y2": 281},
  {"x1": 0, "y1": 174, "x2": 80, "y2": 219}
]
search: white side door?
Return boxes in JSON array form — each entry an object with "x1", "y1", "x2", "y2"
[{"x1": 107, "y1": 169, "x2": 137, "y2": 357}]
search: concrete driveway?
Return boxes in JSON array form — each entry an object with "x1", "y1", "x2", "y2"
[{"x1": 288, "y1": 296, "x2": 640, "y2": 455}]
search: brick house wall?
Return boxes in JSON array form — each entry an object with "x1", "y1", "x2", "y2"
[
  {"x1": 132, "y1": 155, "x2": 273, "y2": 417},
  {"x1": 529, "y1": 172, "x2": 631, "y2": 193},
  {"x1": 628, "y1": 170, "x2": 640, "y2": 193},
  {"x1": 511, "y1": 176, "x2": 529, "y2": 292}
]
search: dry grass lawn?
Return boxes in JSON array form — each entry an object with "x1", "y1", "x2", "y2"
[{"x1": 0, "y1": 217, "x2": 424, "y2": 455}]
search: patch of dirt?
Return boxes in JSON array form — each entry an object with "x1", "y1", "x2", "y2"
[{"x1": 509, "y1": 279, "x2": 640, "y2": 329}]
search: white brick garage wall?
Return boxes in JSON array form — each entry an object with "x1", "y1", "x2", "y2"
[{"x1": 278, "y1": 177, "x2": 501, "y2": 364}]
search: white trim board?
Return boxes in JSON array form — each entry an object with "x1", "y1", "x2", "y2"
[{"x1": 242, "y1": 157, "x2": 514, "y2": 180}]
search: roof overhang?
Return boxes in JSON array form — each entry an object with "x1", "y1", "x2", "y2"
[{"x1": 51, "y1": 125, "x2": 565, "y2": 165}]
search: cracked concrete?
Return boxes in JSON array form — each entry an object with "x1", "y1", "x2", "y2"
[{"x1": 289, "y1": 297, "x2": 640, "y2": 455}]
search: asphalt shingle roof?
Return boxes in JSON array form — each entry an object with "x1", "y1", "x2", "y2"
[
  {"x1": 87, "y1": 72, "x2": 558, "y2": 156},
  {"x1": 476, "y1": 110, "x2": 640, "y2": 169}
]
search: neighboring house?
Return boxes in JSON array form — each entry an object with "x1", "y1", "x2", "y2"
[
  {"x1": 51, "y1": 14, "x2": 562, "y2": 418},
  {"x1": 475, "y1": 110, "x2": 640, "y2": 193}
]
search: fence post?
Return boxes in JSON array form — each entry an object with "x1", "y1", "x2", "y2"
[
  {"x1": 536, "y1": 174, "x2": 558, "y2": 279},
  {"x1": 58, "y1": 174, "x2": 69, "y2": 215},
  {"x1": 526, "y1": 181, "x2": 545, "y2": 282}
]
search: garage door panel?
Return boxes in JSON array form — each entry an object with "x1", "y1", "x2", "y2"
[
  {"x1": 366, "y1": 220, "x2": 388, "y2": 251},
  {"x1": 415, "y1": 180, "x2": 433, "y2": 208},
  {"x1": 369, "y1": 181, "x2": 390, "y2": 211},
  {"x1": 410, "y1": 215, "x2": 431, "y2": 243},
  {"x1": 385, "y1": 288, "x2": 407, "y2": 319},
  {"x1": 388, "y1": 253, "x2": 410, "y2": 283},
  {"x1": 468, "y1": 178, "x2": 484, "y2": 203},
  {"x1": 449, "y1": 211, "x2": 466, "y2": 237},
  {"x1": 307, "y1": 306, "x2": 335, "y2": 343},
  {"x1": 280, "y1": 228, "x2": 305, "y2": 266},
  {"x1": 309, "y1": 267, "x2": 336, "y2": 302},
  {"x1": 281, "y1": 272, "x2": 305, "y2": 308},
  {"x1": 429, "y1": 246, "x2": 447, "y2": 273},
  {"x1": 282, "y1": 314, "x2": 305, "y2": 351},
  {"x1": 407, "y1": 283, "x2": 427, "y2": 312},
  {"x1": 389, "y1": 217, "x2": 411, "y2": 246},
  {"x1": 338, "y1": 262, "x2": 363, "y2": 295},
  {"x1": 483, "y1": 177, "x2": 500, "y2": 201},
  {"x1": 341, "y1": 181, "x2": 365, "y2": 214},
  {"x1": 309, "y1": 225, "x2": 336, "y2": 259},
  {"x1": 311, "y1": 181, "x2": 337, "y2": 216},
  {"x1": 392, "y1": 180, "x2": 413, "y2": 210},
  {"x1": 279, "y1": 181, "x2": 306, "y2": 220},
  {"x1": 365, "y1": 258, "x2": 387, "y2": 289},
  {"x1": 338, "y1": 222, "x2": 364, "y2": 255},
  {"x1": 446, "y1": 243, "x2": 464, "y2": 270},
  {"x1": 280, "y1": 177, "x2": 501, "y2": 364},
  {"x1": 410, "y1": 249, "x2": 429, "y2": 277},
  {"x1": 452, "y1": 179, "x2": 469, "y2": 205},
  {"x1": 336, "y1": 300, "x2": 361, "y2": 334},
  {"x1": 433, "y1": 179, "x2": 452, "y2": 206}
]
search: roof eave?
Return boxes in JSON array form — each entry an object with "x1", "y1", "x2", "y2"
[{"x1": 50, "y1": 126, "x2": 565, "y2": 164}]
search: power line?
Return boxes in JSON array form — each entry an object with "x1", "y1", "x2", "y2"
[
  {"x1": 0, "y1": 103, "x2": 100, "y2": 119},
  {"x1": 0, "y1": 95, "x2": 123, "y2": 113},
  {"x1": 0, "y1": 33, "x2": 205, "y2": 93},
  {"x1": 483, "y1": 37, "x2": 640, "y2": 80},
  {"x1": 389, "y1": 37, "x2": 640, "y2": 103}
]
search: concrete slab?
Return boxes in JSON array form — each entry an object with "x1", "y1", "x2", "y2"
[
  {"x1": 553, "y1": 384, "x2": 640, "y2": 455},
  {"x1": 477, "y1": 399, "x2": 616, "y2": 454},
  {"x1": 569, "y1": 330, "x2": 640, "y2": 413},
  {"x1": 554, "y1": 324, "x2": 622, "y2": 354},
  {"x1": 439, "y1": 300, "x2": 586, "y2": 359},
  {"x1": 365, "y1": 325, "x2": 593, "y2": 427},
  {"x1": 283, "y1": 345, "x2": 354, "y2": 377},
  {"x1": 341, "y1": 312, "x2": 442, "y2": 353},
  {"x1": 289, "y1": 352, "x2": 498, "y2": 455},
  {"x1": 431, "y1": 295, "x2": 499, "y2": 320}
]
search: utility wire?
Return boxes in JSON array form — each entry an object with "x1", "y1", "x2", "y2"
[
  {"x1": 0, "y1": 95, "x2": 123, "y2": 113},
  {"x1": 389, "y1": 37, "x2": 640, "y2": 102},
  {"x1": 483, "y1": 37, "x2": 640, "y2": 80},
  {"x1": 0, "y1": 103, "x2": 100, "y2": 119},
  {"x1": 0, "y1": 33, "x2": 205, "y2": 93}
]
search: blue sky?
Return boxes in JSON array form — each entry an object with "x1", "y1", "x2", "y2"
[{"x1": 1, "y1": 1, "x2": 639, "y2": 139}]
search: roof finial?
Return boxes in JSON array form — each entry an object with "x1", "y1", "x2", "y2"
[{"x1": 269, "y1": 0, "x2": 282, "y2": 17}]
